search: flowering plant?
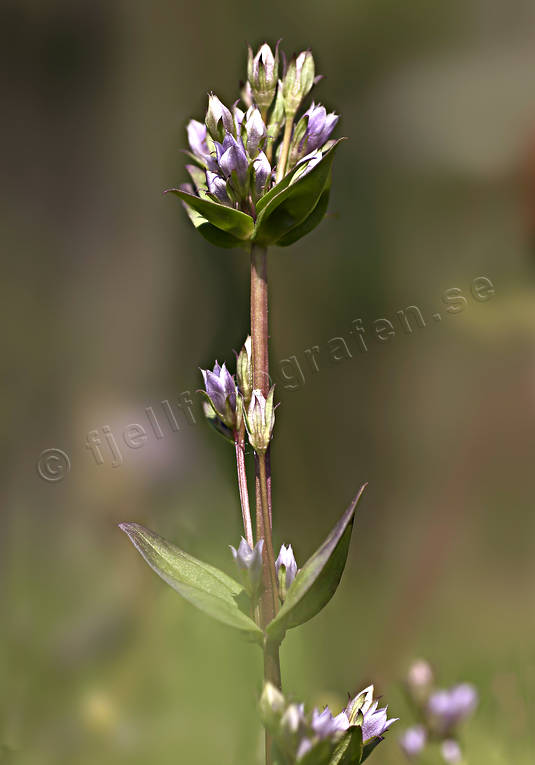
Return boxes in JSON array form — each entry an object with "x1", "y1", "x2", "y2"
[{"x1": 120, "y1": 42, "x2": 397, "y2": 765}]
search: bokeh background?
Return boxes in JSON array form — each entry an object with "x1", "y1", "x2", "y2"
[{"x1": 2, "y1": 1, "x2": 535, "y2": 763}]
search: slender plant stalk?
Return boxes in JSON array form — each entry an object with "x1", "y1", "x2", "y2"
[
  {"x1": 234, "y1": 424, "x2": 254, "y2": 549},
  {"x1": 275, "y1": 117, "x2": 294, "y2": 184},
  {"x1": 250, "y1": 242, "x2": 282, "y2": 765},
  {"x1": 259, "y1": 452, "x2": 279, "y2": 614}
]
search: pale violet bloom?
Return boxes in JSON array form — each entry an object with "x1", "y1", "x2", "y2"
[
  {"x1": 252, "y1": 151, "x2": 271, "y2": 201},
  {"x1": 311, "y1": 707, "x2": 349, "y2": 738},
  {"x1": 427, "y1": 684, "x2": 477, "y2": 734},
  {"x1": 275, "y1": 544, "x2": 298, "y2": 591},
  {"x1": 245, "y1": 106, "x2": 267, "y2": 157},
  {"x1": 218, "y1": 133, "x2": 250, "y2": 198},
  {"x1": 230, "y1": 537, "x2": 264, "y2": 597},
  {"x1": 293, "y1": 103, "x2": 338, "y2": 161},
  {"x1": 201, "y1": 362, "x2": 237, "y2": 427},
  {"x1": 441, "y1": 739, "x2": 462, "y2": 764},
  {"x1": 187, "y1": 119, "x2": 210, "y2": 163},
  {"x1": 346, "y1": 685, "x2": 398, "y2": 743},
  {"x1": 399, "y1": 725, "x2": 427, "y2": 758}
]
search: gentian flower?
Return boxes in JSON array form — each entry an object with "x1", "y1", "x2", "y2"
[
  {"x1": 345, "y1": 685, "x2": 398, "y2": 743},
  {"x1": 201, "y1": 362, "x2": 239, "y2": 429},
  {"x1": 230, "y1": 537, "x2": 264, "y2": 598},
  {"x1": 399, "y1": 725, "x2": 427, "y2": 759},
  {"x1": 275, "y1": 544, "x2": 298, "y2": 601},
  {"x1": 289, "y1": 102, "x2": 338, "y2": 167},
  {"x1": 247, "y1": 42, "x2": 279, "y2": 110},
  {"x1": 427, "y1": 684, "x2": 477, "y2": 735},
  {"x1": 441, "y1": 739, "x2": 462, "y2": 763}
]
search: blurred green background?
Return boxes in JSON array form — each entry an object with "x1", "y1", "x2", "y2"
[{"x1": 2, "y1": 1, "x2": 535, "y2": 763}]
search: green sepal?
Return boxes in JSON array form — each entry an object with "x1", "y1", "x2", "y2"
[
  {"x1": 181, "y1": 204, "x2": 250, "y2": 249},
  {"x1": 266, "y1": 484, "x2": 366, "y2": 643},
  {"x1": 166, "y1": 187, "x2": 254, "y2": 241},
  {"x1": 253, "y1": 139, "x2": 344, "y2": 246},
  {"x1": 277, "y1": 182, "x2": 331, "y2": 247},
  {"x1": 360, "y1": 738, "x2": 381, "y2": 763},
  {"x1": 329, "y1": 727, "x2": 363, "y2": 765},
  {"x1": 119, "y1": 523, "x2": 263, "y2": 643}
]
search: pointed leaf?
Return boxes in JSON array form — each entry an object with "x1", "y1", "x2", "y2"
[
  {"x1": 267, "y1": 484, "x2": 367, "y2": 643},
  {"x1": 166, "y1": 188, "x2": 254, "y2": 240},
  {"x1": 182, "y1": 204, "x2": 250, "y2": 249},
  {"x1": 119, "y1": 523, "x2": 263, "y2": 642},
  {"x1": 276, "y1": 182, "x2": 331, "y2": 247},
  {"x1": 329, "y1": 727, "x2": 363, "y2": 765},
  {"x1": 253, "y1": 140, "x2": 344, "y2": 246}
]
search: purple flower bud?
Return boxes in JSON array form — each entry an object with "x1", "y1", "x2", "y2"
[
  {"x1": 219, "y1": 133, "x2": 250, "y2": 198},
  {"x1": 283, "y1": 50, "x2": 315, "y2": 115},
  {"x1": 201, "y1": 362, "x2": 238, "y2": 428},
  {"x1": 230, "y1": 537, "x2": 264, "y2": 597},
  {"x1": 290, "y1": 103, "x2": 338, "y2": 167},
  {"x1": 187, "y1": 119, "x2": 210, "y2": 161},
  {"x1": 275, "y1": 544, "x2": 298, "y2": 594},
  {"x1": 427, "y1": 684, "x2": 477, "y2": 734},
  {"x1": 206, "y1": 171, "x2": 231, "y2": 206},
  {"x1": 311, "y1": 707, "x2": 349, "y2": 739},
  {"x1": 441, "y1": 740, "x2": 462, "y2": 764},
  {"x1": 399, "y1": 726, "x2": 427, "y2": 758},
  {"x1": 205, "y1": 93, "x2": 235, "y2": 141},
  {"x1": 245, "y1": 107, "x2": 267, "y2": 157},
  {"x1": 252, "y1": 151, "x2": 271, "y2": 200}
]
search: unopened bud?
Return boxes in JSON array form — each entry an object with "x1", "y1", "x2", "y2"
[
  {"x1": 247, "y1": 42, "x2": 279, "y2": 111},
  {"x1": 236, "y1": 336, "x2": 253, "y2": 405},
  {"x1": 260, "y1": 682, "x2": 286, "y2": 730},
  {"x1": 205, "y1": 93, "x2": 235, "y2": 142},
  {"x1": 282, "y1": 50, "x2": 315, "y2": 116},
  {"x1": 275, "y1": 544, "x2": 298, "y2": 602},
  {"x1": 230, "y1": 537, "x2": 264, "y2": 599},
  {"x1": 244, "y1": 387, "x2": 276, "y2": 453}
]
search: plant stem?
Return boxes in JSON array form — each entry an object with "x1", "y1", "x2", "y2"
[
  {"x1": 250, "y1": 243, "x2": 282, "y2": 765},
  {"x1": 234, "y1": 424, "x2": 253, "y2": 549},
  {"x1": 259, "y1": 452, "x2": 279, "y2": 615},
  {"x1": 275, "y1": 117, "x2": 294, "y2": 184}
]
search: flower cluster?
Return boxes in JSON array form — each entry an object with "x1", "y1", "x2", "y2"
[
  {"x1": 200, "y1": 336, "x2": 276, "y2": 448},
  {"x1": 167, "y1": 42, "x2": 342, "y2": 249},
  {"x1": 399, "y1": 660, "x2": 478, "y2": 764},
  {"x1": 261, "y1": 683, "x2": 397, "y2": 764}
]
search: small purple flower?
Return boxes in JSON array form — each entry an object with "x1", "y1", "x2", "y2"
[
  {"x1": 399, "y1": 725, "x2": 427, "y2": 759},
  {"x1": 253, "y1": 151, "x2": 271, "y2": 200},
  {"x1": 427, "y1": 684, "x2": 477, "y2": 734},
  {"x1": 219, "y1": 133, "x2": 250, "y2": 198},
  {"x1": 346, "y1": 685, "x2": 398, "y2": 743},
  {"x1": 311, "y1": 707, "x2": 349, "y2": 738},
  {"x1": 441, "y1": 739, "x2": 462, "y2": 764},
  {"x1": 301, "y1": 103, "x2": 338, "y2": 153},
  {"x1": 206, "y1": 171, "x2": 231, "y2": 206},
  {"x1": 201, "y1": 362, "x2": 238, "y2": 428},
  {"x1": 245, "y1": 107, "x2": 267, "y2": 158},
  {"x1": 187, "y1": 119, "x2": 210, "y2": 162},
  {"x1": 230, "y1": 537, "x2": 264, "y2": 597},
  {"x1": 275, "y1": 544, "x2": 298, "y2": 592}
]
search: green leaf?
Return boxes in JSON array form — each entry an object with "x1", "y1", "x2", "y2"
[
  {"x1": 253, "y1": 140, "x2": 344, "y2": 246},
  {"x1": 266, "y1": 484, "x2": 367, "y2": 643},
  {"x1": 299, "y1": 739, "x2": 336, "y2": 765},
  {"x1": 182, "y1": 204, "x2": 250, "y2": 249},
  {"x1": 276, "y1": 182, "x2": 331, "y2": 247},
  {"x1": 119, "y1": 523, "x2": 263, "y2": 642},
  {"x1": 329, "y1": 727, "x2": 363, "y2": 765},
  {"x1": 165, "y1": 188, "x2": 254, "y2": 241}
]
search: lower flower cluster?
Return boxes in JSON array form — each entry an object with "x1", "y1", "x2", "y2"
[
  {"x1": 261, "y1": 683, "x2": 397, "y2": 765},
  {"x1": 399, "y1": 660, "x2": 478, "y2": 764}
]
